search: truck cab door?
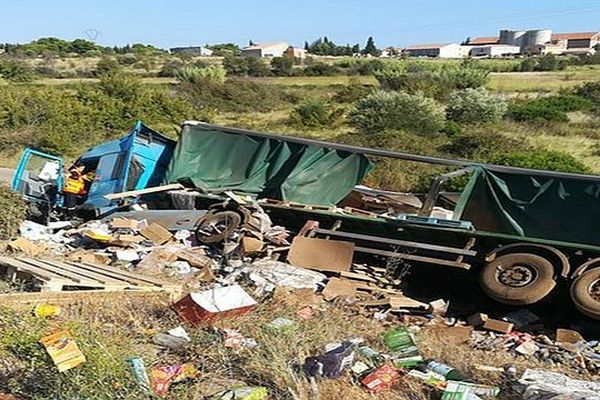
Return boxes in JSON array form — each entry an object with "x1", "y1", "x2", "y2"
[{"x1": 12, "y1": 148, "x2": 63, "y2": 206}]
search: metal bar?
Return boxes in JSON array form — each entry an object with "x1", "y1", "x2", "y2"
[
  {"x1": 312, "y1": 228, "x2": 477, "y2": 256},
  {"x1": 419, "y1": 168, "x2": 472, "y2": 216},
  {"x1": 186, "y1": 122, "x2": 600, "y2": 182},
  {"x1": 354, "y1": 246, "x2": 471, "y2": 269}
]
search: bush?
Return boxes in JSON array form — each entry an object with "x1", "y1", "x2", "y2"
[
  {"x1": 488, "y1": 149, "x2": 590, "y2": 174},
  {"x1": 374, "y1": 62, "x2": 488, "y2": 100},
  {"x1": 518, "y1": 55, "x2": 568, "y2": 72},
  {"x1": 158, "y1": 59, "x2": 184, "y2": 77},
  {"x1": 575, "y1": 81, "x2": 600, "y2": 104},
  {"x1": 333, "y1": 80, "x2": 374, "y2": 103},
  {"x1": 349, "y1": 90, "x2": 445, "y2": 135},
  {"x1": 223, "y1": 56, "x2": 270, "y2": 77},
  {"x1": 304, "y1": 63, "x2": 342, "y2": 76},
  {"x1": 0, "y1": 59, "x2": 35, "y2": 82},
  {"x1": 0, "y1": 185, "x2": 27, "y2": 240},
  {"x1": 270, "y1": 56, "x2": 295, "y2": 76},
  {"x1": 290, "y1": 100, "x2": 343, "y2": 128},
  {"x1": 116, "y1": 53, "x2": 138, "y2": 65},
  {"x1": 179, "y1": 78, "x2": 289, "y2": 113},
  {"x1": 94, "y1": 57, "x2": 120, "y2": 76},
  {"x1": 533, "y1": 94, "x2": 593, "y2": 112},
  {"x1": 446, "y1": 88, "x2": 507, "y2": 123},
  {"x1": 507, "y1": 101, "x2": 568, "y2": 123},
  {"x1": 440, "y1": 121, "x2": 462, "y2": 137},
  {"x1": 175, "y1": 65, "x2": 226, "y2": 84},
  {"x1": 440, "y1": 131, "x2": 527, "y2": 159}
]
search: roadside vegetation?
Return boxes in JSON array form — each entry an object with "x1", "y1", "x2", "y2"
[{"x1": 1, "y1": 38, "x2": 600, "y2": 192}]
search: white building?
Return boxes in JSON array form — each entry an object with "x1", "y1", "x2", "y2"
[
  {"x1": 169, "y1": 46, "x2": 213, "y2": 56},
  {"x1": 241, "y1": 42, "x2": 289, "y2": 58},
  {"x1": 470, "y1": 44, "x2": 521, "y2": 58},
  {"x1": 404, "y1": 43, "x2": 462, "y2": 58}
]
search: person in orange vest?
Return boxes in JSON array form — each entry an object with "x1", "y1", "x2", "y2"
[{"x1": 63, "y1": 164, "x2": 94, "y2": 213}]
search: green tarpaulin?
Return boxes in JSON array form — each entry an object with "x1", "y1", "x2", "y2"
[
  {"x1": 455, "y1": 166, "x2": 600, "y2": 246},
  {"x1": 164, "y1": 124, "x2": 373, "y2": 205}
]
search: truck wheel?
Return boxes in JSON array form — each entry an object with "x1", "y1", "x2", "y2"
[
  {"x1": 195, "y1": 211, "x2": 242, "y2": 244},
  {"x1": 480, "y1": 253, "x2": 556, "y2": 305},
  {"x1": 570, "y1": 269, "x2": 600, "y2": 320}
]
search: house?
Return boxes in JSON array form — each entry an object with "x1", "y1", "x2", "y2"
[
  {"x1": 551, "y1": 32, "x2": 600, "y2": 50},
  {"x1": 380, "y1": 47, "x2": 400, "y2": 58},
  {"x1": 170, "y1": 46, "x2": 213, "y2": 56},
  {"x1": 404, "y1": 43, "x2": 462, "y2": 58},
  {"x1": 470, "y1": 44, "x2": 521, "y2": 58},
  {"x1": 241, "y1": 42, "x2": 289, "y2": 58},
  {"x1": 284, "y1": 46, "x2": 307, "y2": 59}
]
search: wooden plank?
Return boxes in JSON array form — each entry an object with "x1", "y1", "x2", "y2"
[
  {"x1": 60, "y1": 261, "x2": 153, "y2": 287},
  {"x1": 354, "y1": 246, "x2": 471, "y2": 269},
  {"x1": 78, "y1": 262, "x2": 177, "y2": 287},
  {"x1": 0, "y1": 257, "x2": 70, "y2": 282},
  {"x1": 0, "y1": 290, "x2": 173, "y2": 311},
  {"x1": 104, "y1": 183, "x2": 183, "y2": 200},
  {"x1": 339, "y1": 271, "x2": 378, "y2": 283},
  {"x1": 41, "y1": 260, "x2": 129, "y2": 287},
  {"x1": 16, "y1": 258, "x2": 101, "y2": 285},
  {"x1": 312, "y1": 229, "x2": 477, "y2": 256}
]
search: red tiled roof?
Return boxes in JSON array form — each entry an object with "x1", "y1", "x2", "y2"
[
  {"x1": 468, "y1": 36, "x2": 500, "y2": 45},
  {"x1": 551, "y1": 32, "x2": 600, "y2": 41}
]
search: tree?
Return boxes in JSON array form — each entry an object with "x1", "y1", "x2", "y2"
[
  {"x1": 304, "y1": 41, "x2": 309, "y2": 51},
  {"x1": 362, "y1": 36, "x2": 380, "y2": 56},
  {"x1": 271, "y1": 56, "x2": 295, "y2": 76},
  {"x1": 249, "y1": 39, "x2": 255, "y2": 46}
]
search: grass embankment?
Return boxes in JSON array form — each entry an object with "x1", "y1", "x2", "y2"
[{"x1": 0, "y1": 290, "x2": 577, "y2": 400}]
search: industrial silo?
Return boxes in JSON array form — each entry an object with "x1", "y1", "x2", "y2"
[
  {"x1": 524, "y1": 29, "x2": 552, "y2": 48},
  {"x1": 499, "y1": 29, "x2": 525, "y2": 47}
]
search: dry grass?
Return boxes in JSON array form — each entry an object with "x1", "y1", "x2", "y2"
[
  {"x1": 487, "y1": 68, "x2": 600, "y2": 93},
  {"x1": 0, "y1": 286, "x2": 590, "y2": 400}
]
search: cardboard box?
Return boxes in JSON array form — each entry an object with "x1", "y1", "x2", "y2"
[
  {"x1": 482, "y1": 318, "x2": 514, "y2": 333},
  {"x1": 287, "y1": 237, "x2": 354, "y2": 272},
  {"x1": 172, "y1": 285, "x2": 256, "y2": 325},
  {"x1": 140, "y1": 223, "x2": 173, "y2": 245},
  {"x1": 361, "y1": 364, "x2": 401, "y2": 392},
  {"x1": 321, "y1": 278, "x2": 359, "y2": 301},
  {"x1": 111, "y1": 217, "x2": 140, "y2": 230},
  {"x1": 40, "y1": 330, "x2": 86, "y2": 372}
]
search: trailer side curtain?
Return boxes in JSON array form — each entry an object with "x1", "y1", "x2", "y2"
[
  {"x1": 455, "y1": 166, "x2": 600, "y2": 245},
  {"x1": 165, "y1": 125, "x2": 373, "y2": 205}
]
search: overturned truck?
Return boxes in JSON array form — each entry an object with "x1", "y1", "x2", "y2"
[{"x1": 13, "y1": 121, "x2": 600, "y2": 319}]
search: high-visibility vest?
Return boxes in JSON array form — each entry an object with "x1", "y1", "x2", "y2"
[{"x1": 63, "y1": 175, "x2": 86, "y2": 195}]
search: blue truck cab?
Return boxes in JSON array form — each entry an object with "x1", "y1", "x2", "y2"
[{"x1": 12, "y1": 121, "x2": 175, "y2": 220}]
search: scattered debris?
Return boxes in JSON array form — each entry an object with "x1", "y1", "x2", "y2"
[
  {"x1": 149, "y1": 363, "x2": 197, "y2": 396},
  {"x1": 39, "y1": 330, "x2": 86, "y2": 372}
]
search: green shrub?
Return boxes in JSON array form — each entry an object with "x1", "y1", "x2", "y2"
[
  {"x1": 94, "y1": 57, "x2": 120, "y2": 76},
  {"x1": 290, "y1": 100, "x2": 343, "y2": 128},
  {"x1": 333, "y1": 80, "x2": 374, "y2": 103},
  {"x1": 374, "y1": 62, "x2": 488, "y2": 100},
  {"x1": 0, "y1": 185, "x2": 27, "y2": 240},
  {"x1": 349, "y1": 90, "x2": 445, "y2": 135},
  {"x1": 175, "y1": 65, "x2": 226, "y2": 84},
  {"x1": 304, "y1": 63, "x2": 342, "y2": 76},
  {"x1": 270, "y1": 56, "x2": 295, "y2": 76},
  {"x1": 179, "y1": 78, "x2": 289, "y2": 113},
  {"x1": 222, "y1": 56, "x2": 270, "y2": 77},
  {"x1": 0, "y1": 59, "x2": 35, "y2": 82},
  {"x1": 507, "y1": 101, "x2": 568, "y2": 123},
  {"x1": 158, "y1": 59, "x2": 184, "y2": 77},
  {"x1": 446, "y1": 88, "x2": 507, "y2": 123},
  {"x1": 116, "y1": 53, "x2": 138, "y2": 65},
  {"x1": 440, "y1": 121, "x2": 462, "y2": 137},
  {"x1": 575, "y1": 81, "x2": 600, "y2": 104},
  {"x1": 488, "y1": 149, "x2": 590, "y2": 174},
  {"x1": 439, "y1": 131, "x2": 527, "y2": 159},
  {"x1": 535, "y1": 94, "x2": 593, "y2": 112}
]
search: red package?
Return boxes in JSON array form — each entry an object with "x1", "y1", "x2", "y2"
[{"x1": 361, "y1": 364, "x2": 401, "y2": 392}]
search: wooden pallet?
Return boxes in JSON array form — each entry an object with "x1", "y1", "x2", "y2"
[{"x1": 0, "y1": 256, "x2": 181, "y2": 294}]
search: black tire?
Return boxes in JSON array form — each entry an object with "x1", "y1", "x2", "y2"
[
  {"x1": 570, "y1": 268, "x2": 600, "y2": 320},
  {"x1": 195, "y1": 211, "x2": 242, "y2": 244},
  {"x1": 480, "y1": 253, "x2": 556, "y2": 305}
]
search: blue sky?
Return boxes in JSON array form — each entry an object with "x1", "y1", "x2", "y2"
[{"x1": 2, "y1": 0, "x2": 600, "y2": 48}]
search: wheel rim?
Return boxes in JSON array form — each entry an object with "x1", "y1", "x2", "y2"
[
  {"x1": 497, "y1": 263, "x2": 538, "y2": 287},
  {"x1": 588, "y1": 278, "x2": 600, "y2": 303}
]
